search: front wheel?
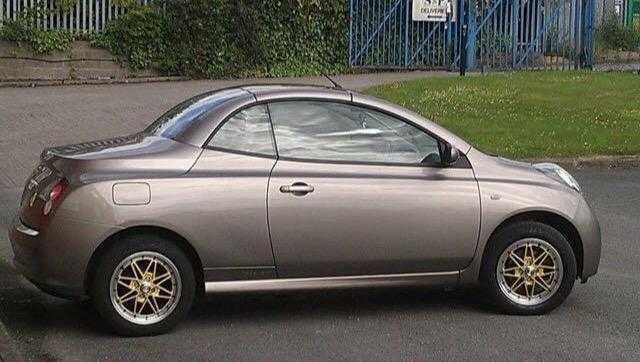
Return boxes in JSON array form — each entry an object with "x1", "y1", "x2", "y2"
[
  {"x1": 481, "y1": 221, "x2": 577, "y2": 315},
  {"x1": 90, "y1": 234, "x2": 196, "y2": 336}
]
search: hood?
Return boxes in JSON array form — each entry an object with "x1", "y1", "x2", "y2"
[{"x1": 466, "y1": 148, "x2": 557, "y2": 187}]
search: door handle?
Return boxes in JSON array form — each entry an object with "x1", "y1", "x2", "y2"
[{"x1": 280, "y1": 182, "x2": 314, "y2": 195}]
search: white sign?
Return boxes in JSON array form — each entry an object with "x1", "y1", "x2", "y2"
[{"x1": 412, "y1": 0, "x2": 454, "y2": 22}]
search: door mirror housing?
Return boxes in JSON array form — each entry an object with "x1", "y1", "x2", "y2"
[{"x1": 441, "y1": 142, "x2": 460, "y2": 165}]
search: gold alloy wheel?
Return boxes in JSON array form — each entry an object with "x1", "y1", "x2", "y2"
[
  {"x1": 496, "y1": 238, "x2": 563, "y2": 306},
  {"x1": 109, "y1": 251, "x2": 182, "y2": 325}
]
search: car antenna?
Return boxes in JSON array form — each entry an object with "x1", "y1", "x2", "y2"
[{"x1": 322, "y1": 74, "x2": 344, "y2": 90}]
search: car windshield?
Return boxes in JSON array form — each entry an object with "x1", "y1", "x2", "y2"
[{"x1": 144, "y1": 89, "x2": 244, "y2": 140}]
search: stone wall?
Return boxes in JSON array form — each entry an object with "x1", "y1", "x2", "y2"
[{"x1": 0, "y1": 40, "x2": 156, "y2": 81}]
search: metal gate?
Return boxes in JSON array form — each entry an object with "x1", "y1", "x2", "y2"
[{"x1": 348, "y1": 0, "x2": 595, "y2": 71}]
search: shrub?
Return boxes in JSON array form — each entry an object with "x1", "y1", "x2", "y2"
[
  {"x1": 2, "y1": 1, "x2": 349, "y2": 78},
  {"x1": 596, "y1": 16, "x2": 640, "y2": 51},
  {"x1": 161, "y1": 0, "x2": 239, "y2": 78},
  {"x1": 90, "y1": 5, "x2": 173, "y2": 71},
  {"x1": 93, "y1": 0, "x2": 348, "y2": 78},
  {"x1": 0, "y1": 4, "x2": 75, "y2": 54}
]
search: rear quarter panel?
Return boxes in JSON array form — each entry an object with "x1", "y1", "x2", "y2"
[{"x1": 55, "y1": 150, "x2": 276, "y2": 278}]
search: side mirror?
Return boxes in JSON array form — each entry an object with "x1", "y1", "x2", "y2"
[{"x1": 441, "y1": 143, "x2": 460, "y2": 165}]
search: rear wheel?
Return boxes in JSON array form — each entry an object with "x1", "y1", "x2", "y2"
[
  {"x1": 481, "y1": 221, "x2": 577, "y2": 315},
  {"x1": 90, "y1": 234, "x2": 196, "y2": 336}
]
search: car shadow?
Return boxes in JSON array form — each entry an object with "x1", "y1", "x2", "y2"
[
  {"x1": 189, "y1": 285, "x2": 494, "y2": 325},
  {"x1": 0, "y1": 257, "x2": 494, "y2": 342}
]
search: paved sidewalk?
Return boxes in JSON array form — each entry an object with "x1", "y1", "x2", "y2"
[{"x1": 0, "y1": 71, "x2": 450, "y2": 188}]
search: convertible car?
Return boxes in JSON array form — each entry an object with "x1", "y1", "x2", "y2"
[{"x1": 9, "y1": 84, "x2": 601, "y2": 336}]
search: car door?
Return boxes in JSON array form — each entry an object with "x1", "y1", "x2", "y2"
[
  {"x1": 266, "y1": 100, "x2": 480, "y2": 278},
  {"x1": 188, "y1": 104, "x2": 278, "y2": 280}
]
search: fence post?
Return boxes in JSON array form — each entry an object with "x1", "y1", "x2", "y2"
[
  {"x1": 465, "y1": 0, "x2": 477, "y2": 70},
  {"x1": 511, "y1": 0, "x2": 519, "y2": 68},
  {"x1": 574, "y1": 0, "x2": 582, "y2": 68},
  {"x1": 584, "y1": 0, "x2": 596, "y2": 68},
  {"x1": 404, "y1": 0, "x2": 410, "y2": 67},
  {"x1": 349, "y1": 0, "x2": 354, "y2": 66}
]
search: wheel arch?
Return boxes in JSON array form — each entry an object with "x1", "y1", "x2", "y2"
[
  {"x1": 480, "y1": 211, "x2": 584, "y2": 277},
  {"x1": 84, "y1": 225, "x2": 205, "y2": 297}
]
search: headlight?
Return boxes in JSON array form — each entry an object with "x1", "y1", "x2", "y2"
[{"x1": 534, "y1": 163, "x2": 581, "y2": 193}]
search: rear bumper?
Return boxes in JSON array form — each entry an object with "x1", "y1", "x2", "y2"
[{"x1": 9, "y1": 216, "x2": 120, "y2": 299}]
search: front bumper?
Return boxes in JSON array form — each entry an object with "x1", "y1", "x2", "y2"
[{"x1": 9, "y1": 216, "x2": 119, "y2": 299}]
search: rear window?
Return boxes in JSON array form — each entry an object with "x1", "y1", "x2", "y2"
[{"x1": 144, "y1": 89, "x2": 245, "y2": 140}]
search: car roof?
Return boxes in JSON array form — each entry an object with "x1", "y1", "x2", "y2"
[
  {"x1": 241, "y1": 84, "x2": 352, "y2": 102},
  {"x1": 174, "y1": 84, "x2": 471, "y2": 154}
]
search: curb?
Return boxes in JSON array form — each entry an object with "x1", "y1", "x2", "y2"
[
  {"x1": 0, "y1": 76, "x2": 189, "y2": 88},
  {"x1": 528, "y1": 155, "x2": 640, "y2": 169}
]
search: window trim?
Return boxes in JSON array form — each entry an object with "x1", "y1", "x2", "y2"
[{"x1": 205, "y1": 145, "x2": 278, "y2": 160}]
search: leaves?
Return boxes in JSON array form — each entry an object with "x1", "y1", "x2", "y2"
[
  {"x1": 0, "y1": 11, "x2": 75, "y2": 55},
  {"x1": 91, "y1": 0, "x2": 348, "y2": 78}
]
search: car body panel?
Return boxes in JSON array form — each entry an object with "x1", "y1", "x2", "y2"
[
  {"x1": 268, "y1": 159, "x2": 481, "y2": 278},
  {"x1": 57, "y1": 149, "x2": 278, "y2": 268},
  {"x1": 205, "y1": 271, "x2": 460, "y2": 293},
  {"x1": 459, "y1": 148, "x2": 600, "y2": 283},
  {"x1": 247, "y1": 85, "x2": 351, "y2": 103},
  {"x1": 9, "y1": 215, "x2": 121, "y2": 298}
]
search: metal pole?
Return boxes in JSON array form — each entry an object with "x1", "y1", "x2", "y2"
[
  {"x1": 511, "y1": 0, "x2": 519, "y2": 68},
  {"x1": 460, "y1": 0, "x2": 467, "y2": 75},
  {"x1": 349, "y1": 0, "x2": 354, "y2": 66},
  {"x1": 405, "y1": 0, "x2": 410, "y2": 66}
]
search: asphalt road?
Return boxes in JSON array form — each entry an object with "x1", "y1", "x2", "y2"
[{"x1": 1, "y1": 74, "x2": 639, "y2": 360}]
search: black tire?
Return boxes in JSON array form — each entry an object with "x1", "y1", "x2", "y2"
[
  {"x1": 90, "y1": 234, "x2": 196, "y2": 336},
  {"x1": 480, "y1": 221, "x2": 577, "y2": 315}
]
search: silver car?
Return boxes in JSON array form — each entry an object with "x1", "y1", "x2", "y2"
[{"x1": 9, "y1": 84, "x2": 601, "y2": 336}]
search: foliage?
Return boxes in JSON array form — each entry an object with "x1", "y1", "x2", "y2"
[
  {"x1": 92, "y1": 0, "x2": 348, "y2": 78},
  {"x1": 365, "y1": 71, "x2": 640, "y2": 159},
  {"x1": 160, "y1": 0, "x2": 238, "y2": 77},
  {"x1": 55, "y1": 0, "x2": 77, "y2": 13},
  {"x1": 0, "y1": 3, "x2": 76, "y2": 54},
  {"x1": 596, "y1": 16, "x2": 640, "y2": 51},
  {"x1": 1, "y1": 0, "x2": 348, "y2": 77},
  {"x1": 112, "y1": 0, "x2": 141, "y2": 8},
  {"x1": 89, "y1": 5, "x2": 173, "y2": 71}
]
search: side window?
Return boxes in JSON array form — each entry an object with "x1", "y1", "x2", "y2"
[
  {"x1": 209, "y1": 105, "x2": 276, "y2": 157},
  {"x1": 268, "y1": 101, "x2": 441, "y2": 165}
]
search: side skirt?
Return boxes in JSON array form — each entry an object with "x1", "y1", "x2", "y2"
[{"x1": 205, "y1": 271, "x2": 460, "y2": 294}]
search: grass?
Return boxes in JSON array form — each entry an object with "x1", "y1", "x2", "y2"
[{"x1": 364, "y1": 71, "x2": 640, "y2": 159}]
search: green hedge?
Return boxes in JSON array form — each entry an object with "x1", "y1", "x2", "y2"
[
  {"x1": 596, "y1": 15, "x2": 640, "y2": 51},
  {"x1": 91, "y1": 0, "x2": 348, "y2": 78},
  {"x1": 0, "y1": 5, "x2": 76, "y2": 54}
]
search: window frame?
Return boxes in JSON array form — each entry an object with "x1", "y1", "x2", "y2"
[
  {"x1": 267, "y1": 99, "x2": 449, "y2": 168},
  {"x1": 206, "y1": 98, "x2": 470, "y2": 168},
  {"x1": 204, "y1": 104, "x2": 278, "y2": 160}
]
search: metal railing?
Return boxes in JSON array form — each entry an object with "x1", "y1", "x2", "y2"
[
  {"x1": 0, "y1": 0, "x2": 151, "y2": 32},
  {"x1": 349, "y1": 0, "x2": 597, "y2": 71}
]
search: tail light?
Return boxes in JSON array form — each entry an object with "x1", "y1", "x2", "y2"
[{"x1": 43, "y1": 178, "x2": 68, "y2": 216}]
